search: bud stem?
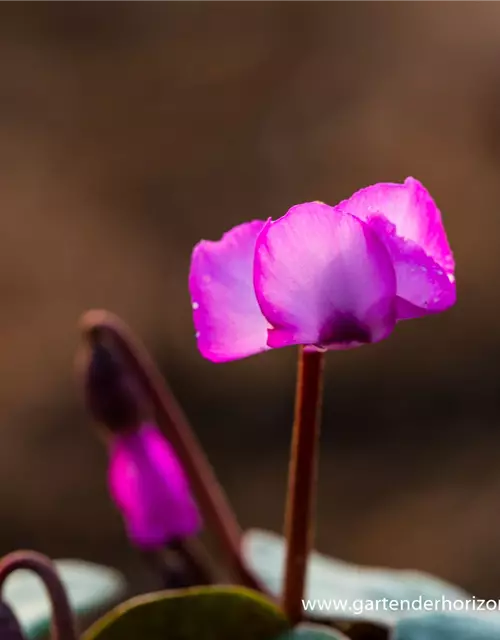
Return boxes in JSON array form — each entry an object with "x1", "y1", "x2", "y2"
[{"x1": 144, "y1": 537, "x2": 224, "y2": 589}]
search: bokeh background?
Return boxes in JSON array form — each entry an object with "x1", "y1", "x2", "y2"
[{"x1": 0, "y1": 1, "x2": 499, "y2": 597}]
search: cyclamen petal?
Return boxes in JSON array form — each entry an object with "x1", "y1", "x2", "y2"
[
  {"x1": 108, "y1": 423, "x2": 201, "y2": 548},
  {"x1": 189, "y1": 220, "x2": 269, "y2": 362},
  {"x1": 335, "y1": 177, "x2": 455, "y2": 318},
  {"x1": 254, "y1": 203, "x2": 397, "y2": 349},
  {"x1": 366, "y1": 215, "x2": 456, "y2": 320},
  {"x1": 337, "y1": 177, "x2": 454, "y2": 271}
]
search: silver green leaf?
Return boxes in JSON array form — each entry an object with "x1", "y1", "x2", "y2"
[
  {"x1": 243, "y1": 529, "x2": 468, "y2": 625},
  {"x1": 394, "y1": 612, "x2": 500, "y2": 640}
]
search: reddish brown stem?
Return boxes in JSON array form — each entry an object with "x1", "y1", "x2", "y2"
[
  {"x1": 144, "y1": 537, "x2": 225, "y2": 589},
  {"x1": 78, "y1": 309, "x2": 261, "y2": 591},
  {"x1": 282, "y1": 347, "x2": 325, "y2": 624},
  {"x1": 0, "y1": 551, "x2": 76, "y2": 640}
]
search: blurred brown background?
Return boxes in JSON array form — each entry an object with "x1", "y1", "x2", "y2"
[{"x1": 0, "y1": 1, "x2": 499, "y2": 596}]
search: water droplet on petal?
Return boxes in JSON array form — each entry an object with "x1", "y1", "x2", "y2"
[
  {"x1": 192, "y1": 301, "x2": 199, "y2": 310},
  {"x1": 448, "y1": 273, "x2": 456, "y2": 283},
  {"x1": 195, "y1": 331, "x2": 200, "y2": 339}
]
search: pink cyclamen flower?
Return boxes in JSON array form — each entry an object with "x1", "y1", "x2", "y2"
[
  {"x1": 108, "y1": 422, "x2": 201, "y2": 548},
  {"x1": 189, "y1": 177, "x2": 456, "y2": 362}
]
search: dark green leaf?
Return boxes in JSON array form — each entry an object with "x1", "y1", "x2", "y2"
[
  {"x1": 243, "y1": 529, "x2": 468, "y2": 625},
  {"x1": 4, "y1": 560, "x2": 126, "y2": 639},
  {"x1": 394, "y1": 612, "x2": 500, "y2": 640},
  {"x1": 83, "y1": 585, "x2": 289, "y2": 640},
  {"x1": 277, "y1": 623, "x2": 350, "y2": 639}
]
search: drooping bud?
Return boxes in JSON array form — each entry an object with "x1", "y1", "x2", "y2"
[{"x1": 78, "y1": 319, "x2": 201, "y2": 549}]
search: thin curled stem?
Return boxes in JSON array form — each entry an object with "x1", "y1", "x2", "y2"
[
  {"x1": 78, "y1": 309, "x2": 261, "y2": 591},
  {"x1": 0, "y1": 551, "x2": 76, "y2": 640}
]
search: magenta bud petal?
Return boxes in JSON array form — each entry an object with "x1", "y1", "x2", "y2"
[
  {"x1": 254, "y1": 202, "x2": 397, "y2": 350},
  {"x1": 108, "y1": 423, "x2": 201, "y2": 548},
  {"x1": 189, "y1": 220, "x2": 270, "y2": 362},
  {"x1": 336, "y1": 177, "x2": 456, "y2": 319}
]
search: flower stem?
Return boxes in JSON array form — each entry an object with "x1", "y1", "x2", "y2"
[
  {"x1": 78, "y1": 309, "x2": 261, "y2": 591},
  {"x1": 0, "y1": 551, "x2": 76, "y2": 640},
  {"x1": 144, "y1": 537, "x2": 225, "y2": 589},
  {"x1": 282, "y1": 347, "x2": 325, "y2": 625}
]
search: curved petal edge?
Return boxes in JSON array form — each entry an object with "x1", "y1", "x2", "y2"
[{"x1": 188, "y1": 220, "x2": 269, "y2": 362}]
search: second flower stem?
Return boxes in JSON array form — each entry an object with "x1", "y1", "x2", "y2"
[{"x1": 282, "y1": 347, "x2": 325, "y2": 625}]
